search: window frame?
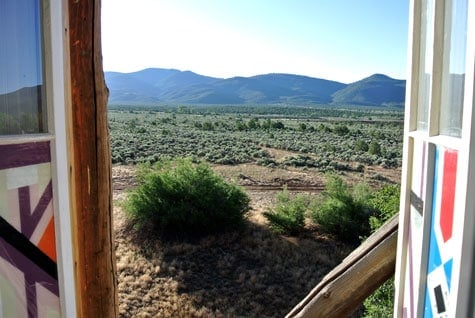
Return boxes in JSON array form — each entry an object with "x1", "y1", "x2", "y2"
[
  {"x1": 395, "y1": 0, "x2": 475, "y2": 316},
  {"x1": 0, "y1": 1, "x2": 77, "y2": 316}
]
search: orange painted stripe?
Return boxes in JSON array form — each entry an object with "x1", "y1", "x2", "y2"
[{"x1": 37, "y1": 217, "x2": 57, "y2": 262}]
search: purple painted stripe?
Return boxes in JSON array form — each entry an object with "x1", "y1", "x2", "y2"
[
  {"x1": 26, "y1": 273, "x2": 38, "y2": 318},
  {"x1": 19, "y1": 181, "x2": 53, "y2": 239},
  {"x1": 19, "y1": 186, "x2": 32, "y2": 235},
  {"x1": 0, "y1": 141, "x2": 50, "y2": 170},
  {"x1": 0, "y1": 236, "x2": 59, "y2": 296}
]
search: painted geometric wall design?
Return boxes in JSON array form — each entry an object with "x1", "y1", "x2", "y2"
[
  {"x1": 0, "y1": 141, "x2": 60, "y2": 317},
  {"x1": 403, "y1": 139, "x2": 427, "y2": 318},
  {"x1": 423, "y1": 146, "x2": 457, "y2": 317}
]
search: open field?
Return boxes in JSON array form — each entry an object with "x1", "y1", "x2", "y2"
[
  {"x1": 109, "y1": 105, "x2": 403, "y2": 170},
  {"x1": 110, "y1": 105, "x2": 403, "y2": 317}
]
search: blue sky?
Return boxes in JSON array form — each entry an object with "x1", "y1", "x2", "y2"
[
  {"x1": 102, "y1": 0, "x2": 409, "y2": 83},
  {"x1": 0, "y1": 0, "x2": 43, "y2": 94}
]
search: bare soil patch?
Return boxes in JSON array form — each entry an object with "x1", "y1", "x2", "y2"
[{"x1": 262, "y1": 147, "x2": 298, "y2": 162}]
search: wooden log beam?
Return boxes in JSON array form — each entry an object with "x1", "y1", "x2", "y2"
[
  {"x1": 286, "y1": 214, "x2": 398, "y2": 318},
  {"x1": 68, "y1": 0, "x2": 118, "y2": 316}
]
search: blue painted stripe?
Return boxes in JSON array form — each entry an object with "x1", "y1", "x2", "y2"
[
  {"x1": 428, "y1": 147, "x2": 442, "y2": 271},
  {"x1": 444, "y1": 259, "x2": 453, "y2": 291},
  {"x1": 424, "y1": 147, "x2": 441, "y2": 317}
]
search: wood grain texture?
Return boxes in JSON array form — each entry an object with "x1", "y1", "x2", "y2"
[
  {"x1": 68, "y1": 0, "x2": 118, "y2": 316},
  {"x1": 286, "y1": 214, "x2": 398, "y2": 318}
]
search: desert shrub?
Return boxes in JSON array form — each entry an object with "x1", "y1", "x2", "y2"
[
  {"x1": 310, "y1": 174, "x2": 372, "y2": 242},
  {"x1": 124, "y1": 158, "x2": 251, "y2": 237},
  {"x1": 282, "y1": 155, "x2": 319, "y2": 168},
  {"x1": 256, "y1": 157, "x2": 277, "y2": 167},
  {"x1": 368, "y1": 185, "x2": 400, "y2": 232},
  {"x1": 363, "y1": 279, "x2": 395, "y2": 318},
  {"x1": 333, "y1": 124, "x2": 350, "y2": 135},
  {"x1": 355, "y1": 139, "x2": 369, "y2": 152},
  {"x1": 247, "y1": 118, "x2": 259, "y2": 129},
  {"x1": 368, "y1": 140, "x2": 382, "y2": 155},
  {"x1": 271, "y1": 121, "x2": 285, "y2": 129},
  {"x1": 362, "y1": 184, "x2": 400, "y2": 317},
  {"x1": 201, "y1": 121, "x2": 214, "y2": 130},
  {"x1": 263, "y1": 187, "x2": 307, "y2": 235}
]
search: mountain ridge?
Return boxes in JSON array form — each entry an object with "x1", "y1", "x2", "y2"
[{"x1": 105, "y1": 68, "x2": 405, "y2": 107}]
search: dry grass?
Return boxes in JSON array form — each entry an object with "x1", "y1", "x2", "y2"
[
  {"x1": 113, "y1": 160, "x2": 399, "y2": 317},
  {"x1": 115, "y1": 205, "x2": 350, "y2": 317}
]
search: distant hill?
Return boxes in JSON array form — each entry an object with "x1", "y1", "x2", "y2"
[
  {"x1": 331, "y1": 74, "x2": 406, "y2": 106},
  {"x1": 105, "y1": 68, "x2": 405, "y2": 107},
  {"x1": 0, "y1": 85, "x2": 43, "y2": 116},
  {"x1": 105, "y1": 69, "x2": 219, "y2": 104},
  {"x1": 0, "y1": 85, "x2": 44, "y2": 134}
]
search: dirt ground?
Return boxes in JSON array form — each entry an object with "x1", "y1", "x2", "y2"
[{"x1": 112, "y1": 160, "x2": 400, "y2": 317}]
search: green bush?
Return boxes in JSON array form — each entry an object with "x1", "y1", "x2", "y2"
[
  {"x1": 333, "y1": 124, "x2": 350, "y2": 135},
  {"x1": 363, "y1": 185, "x2": 400, "y2": 317},
  {"x1": 368, "y1": 185, "x2": 400, "y2": 232},
  {"x1": 355, "y1": 139, "x2": 369, "y2": 152},
  {"x1": 310, "y1": 174, "x2": 371, "y2": 242},
  {"x1": 124, "y1": 158, "x2": 251, "y2": 237},
  {"x1": 263, "y1": 187, "x2": 307, "y2": 235},
  {"x1": 368, "y1": 140, "x2": 381, "y2": 155},
  {"x1": 363, "y1": 279, "x2": 394, "y2": 317}
]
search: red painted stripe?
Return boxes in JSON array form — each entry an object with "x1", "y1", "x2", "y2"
[{"x1": 440, "y1": 150, "x2": 458, "y2": 242}]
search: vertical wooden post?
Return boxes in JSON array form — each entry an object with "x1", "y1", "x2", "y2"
[{"x1": 68, "y1": 0, "x2": 118, "y2": 316}]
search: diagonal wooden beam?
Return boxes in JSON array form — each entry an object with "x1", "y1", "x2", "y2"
[{"x1": 286, "y1": 214, "x2": 398, "y2": 318}]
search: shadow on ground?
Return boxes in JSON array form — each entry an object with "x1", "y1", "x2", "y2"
[{"x1": 115, "y1": 216, "x2": 352, "y2": 317}]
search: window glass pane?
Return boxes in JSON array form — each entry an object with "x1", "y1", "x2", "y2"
[
  {"x1": 417, "y1": 0, "x2": 435, "y2": 131},
  {"x1": 0, "y1": 0, "x2": 47, "y2": 135},
  {"x1": 439, "y1": 0, "x2": 468, "y2": 137}
]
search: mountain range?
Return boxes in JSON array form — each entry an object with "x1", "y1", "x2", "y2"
[{"x1": 104, "y1": 68, "x2": 406, "y2": 106}]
